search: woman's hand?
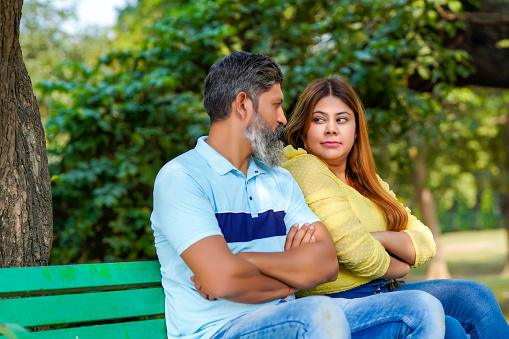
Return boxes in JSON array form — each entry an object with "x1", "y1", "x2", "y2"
[{"x1": 285, "y1": 223, "x2": 316, "y2": 251}]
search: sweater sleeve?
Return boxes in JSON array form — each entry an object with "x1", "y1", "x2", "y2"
[
  {"x1": 378, "y1": 178, "x2": 436, "y2": 267},
  {"x1": 286, "y1": 155, "x2": 390, "y2": 279}
]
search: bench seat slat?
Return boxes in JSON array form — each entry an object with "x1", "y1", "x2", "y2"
[
  {"x1": 0, "y1": 262, "x2": 162, "y2": 296},
  {"x1": 16, "y1": 318, "x2": 166, "y2": 339},
  {"x1": 0, "y1": 288, "x2": 165, "y2": 327}
]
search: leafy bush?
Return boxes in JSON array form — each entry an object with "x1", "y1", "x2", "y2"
[{"x1": 41, "y1": 0, "x2": 471, "y2": 264}]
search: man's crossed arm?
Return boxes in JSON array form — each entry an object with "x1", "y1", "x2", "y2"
[{"x1": 181, "y1": 221, "x2": 338, "y2": 304}]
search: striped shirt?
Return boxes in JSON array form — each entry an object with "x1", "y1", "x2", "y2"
[{"x1": 150, "y1": 136, "x2": 319, "y2": 339}]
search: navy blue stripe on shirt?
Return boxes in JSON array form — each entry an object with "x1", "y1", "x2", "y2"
[{"x1": 215, "y1": 210, "x2": 286, "y2": 243}]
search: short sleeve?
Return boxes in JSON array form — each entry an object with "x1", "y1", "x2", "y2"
[
  {"x1": 378, "y1": 178, "x2": 436, "y2": 267},
  {"x1": 285, "y1": 155, "x2": 390, "y2": 279},
  {"x1": 151, "y1": 167, "x2": 222, "y2": 255}
]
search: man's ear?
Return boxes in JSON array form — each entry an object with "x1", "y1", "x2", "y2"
[{"x1": 232, "y1": 92, "x2": 252, "y2": 120}]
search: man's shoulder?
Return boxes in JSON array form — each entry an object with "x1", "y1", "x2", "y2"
[{"x1": 155, "y1": 149, "x2": 207, "y2": 185}]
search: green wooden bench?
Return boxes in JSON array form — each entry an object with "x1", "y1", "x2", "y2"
[{"x1": 0, "y1": 261, "x2": 166, "y2": 339}]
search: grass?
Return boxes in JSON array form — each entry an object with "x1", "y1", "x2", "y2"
[{"x1": 405, "y1": 228, "x2": 509, "y2": 323}]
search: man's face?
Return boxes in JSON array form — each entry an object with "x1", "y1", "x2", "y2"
[
  {"x1": 244, "y1": 84, "x2": 286, "y2": 167},
  {"x1": 255, "y1": 83, "x2": 286, "y2": 129}
]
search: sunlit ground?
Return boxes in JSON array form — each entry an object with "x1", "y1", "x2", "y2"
[{"x1": 405, "y1": 228, "x2": 509, "y2": 323}]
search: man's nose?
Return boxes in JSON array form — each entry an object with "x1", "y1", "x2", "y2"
[{"x1": 277, "y1": 108, "x2": 287, "y2": 126}]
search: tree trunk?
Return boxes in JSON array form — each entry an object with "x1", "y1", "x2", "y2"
[
  {"x1": 410, "y1": 150, "x2": 451, "y2": 280},
  {"x1": 502, "y1": 195, "x2": 509, "y2": 276},
  {"x1": 502, "y1": 111, "x2": 509, "y2": 276},
  {"x1": 0, "y1": 0, "x2": 52, "y2": 267}
]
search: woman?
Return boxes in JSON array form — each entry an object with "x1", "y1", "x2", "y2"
[{"x1": 284, "y1": 77, "x2": 509, "y2": 339}]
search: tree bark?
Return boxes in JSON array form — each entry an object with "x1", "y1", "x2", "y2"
[
  {"x1": 502, "y1": 194, "x2": 509, "y2": 276},
  {"x1": 502, "y1": 111, "x2": 509, "y2": 276},
  {"x1": 0, "y1": 0, "x2": 52, "y2": 267},
  {"x1": 410, "y1": 150, "x2": 452, "y2": 280}
]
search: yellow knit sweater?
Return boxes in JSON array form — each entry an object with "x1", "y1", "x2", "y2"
[{"x1": 283, "y1": 146, "x2": 436, "y2": 296}]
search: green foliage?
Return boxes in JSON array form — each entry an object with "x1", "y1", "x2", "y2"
[
  {"x1": 42, "y1": 63, "x2": 209, "y2": 263},
  {"x1": 429, "y1": 86, "x2": 509, "y2": 232},
  {"x1": 20, "y1": 0, "x2": 127, "y2": 118},
  {"x1": 42, "y1": 0, "x2": 478, "y2": 264},
  {"x1": 439, "y1": 189, "x2": 503, "y2": 232},
  {"x1": 112, "y1": 0, "x2": 176, "y2": 50}
]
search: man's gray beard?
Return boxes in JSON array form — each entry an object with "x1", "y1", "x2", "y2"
[{"x1": 244, "y1": 112, "x2": 285, "y2": 167}]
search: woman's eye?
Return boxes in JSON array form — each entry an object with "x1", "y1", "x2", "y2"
[
  {"x1": 313, "y1": 117, "x2": 324, "y2": 122},
  {"x1": 337, "y1": 117, "x2": 347, "y2": 123}
]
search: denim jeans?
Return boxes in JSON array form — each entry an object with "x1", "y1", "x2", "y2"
[
  {"x1": 211, "y1": 292, "x2": 445, "y2": 338},
  {"x1": 327, "y1": 279, "x2": 509, "y2": 339}
]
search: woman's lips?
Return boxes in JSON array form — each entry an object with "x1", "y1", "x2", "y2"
[{"x1": 321, "y1": 141, "x2": 341, "y2": 146}]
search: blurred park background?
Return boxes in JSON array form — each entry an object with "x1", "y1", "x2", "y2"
[{"x1": 5, "y1": 0, "x2": 509, "y2": 321}]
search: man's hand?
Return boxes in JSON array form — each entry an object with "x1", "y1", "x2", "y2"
[
  {"x1": 190, "y1": 275, "x2": 216, "y2": 301},
  {"x1": 284, "y1": 223, "x2": 316, "y2": 251}
]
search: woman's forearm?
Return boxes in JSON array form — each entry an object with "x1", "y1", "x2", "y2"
[
  {"x1": 380, "y1": 255, "x2": 411, "y2": 279},
  {"x1": 371, "y1": 231, "x2": 416, "y2": 265}
]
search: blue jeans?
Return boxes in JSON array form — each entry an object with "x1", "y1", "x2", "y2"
[
  {"x1": 327, "y1": 279, "x2": 509, "y2": 339},
  {"x1": 211, "y1": 292, "x2": 445, "y2": 338}
]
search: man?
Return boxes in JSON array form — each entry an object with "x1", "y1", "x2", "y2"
[{"x1": 151, "y1": 51, "x2": 445, "y2": 338}]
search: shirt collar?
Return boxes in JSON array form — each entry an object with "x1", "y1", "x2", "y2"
[
  {"x1": 195, "y1": 136, "x2": 268, "y2": 178},
  {"x1": 195, "y1": 136, "x2": 236, "y2": 175},
  {"x1": 246, "y1": 157, "x2": 267, "y2": 180}
]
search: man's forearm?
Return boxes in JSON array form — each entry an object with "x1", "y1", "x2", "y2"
[
  {"x1": 236, "y1": 240, "x2": 338, "y2": 289},
  {"x1": 200, "y1": 257, "x2": 298, "y2": 304},
  {"x1": 182, "y1": 235, "x2": 298, "y2": 304},
  {"x1": 221, "y1": 274, "x2": 296, "y2": 304}
]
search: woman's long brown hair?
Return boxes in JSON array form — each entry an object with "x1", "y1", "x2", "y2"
[{"x1": 285, "y1": 77, "x2": 408, "y2": 231}]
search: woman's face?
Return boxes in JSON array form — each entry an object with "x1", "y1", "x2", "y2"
[{"x1": 303, "y1": 95, "x2": 356, "y2": 168}]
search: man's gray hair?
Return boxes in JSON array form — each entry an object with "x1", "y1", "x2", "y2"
[{"x1": 203, "y1": 51, "x2": 283, "y2": 123}]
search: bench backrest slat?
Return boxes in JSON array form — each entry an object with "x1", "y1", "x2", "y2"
[
  {"x1": 13, "y1": 318, "x2": 167, "y2": 339},
  {"x1": 0, "y1": 288, "x2": 165, "y2": 327},
  {"x1": 0, "y1": 261, "x2": 162, "y2": 296}
]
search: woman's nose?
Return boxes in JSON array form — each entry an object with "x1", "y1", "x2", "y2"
[{"x1": 325, "y1": 123, "x2": 338, "y2": 134}]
